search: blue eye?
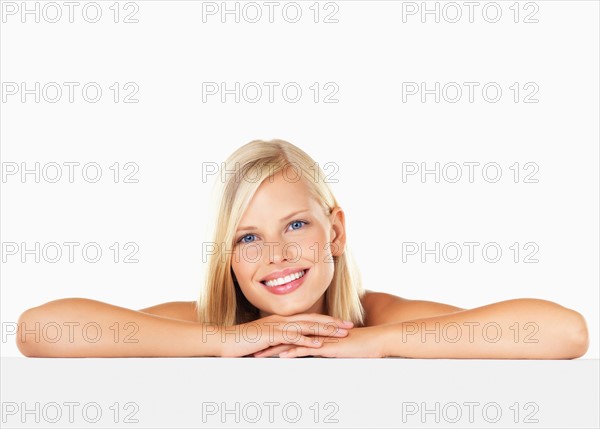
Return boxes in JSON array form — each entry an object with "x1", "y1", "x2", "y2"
[
  {"x1": 236, "y1": 220, "x2": 308, "y2": 245},
  {"x1": 238, "y1": 234, "x2": 256, "y2": 244},
  {"x1": 289, "y1": 220, "x2": 308, "y2": 230}
]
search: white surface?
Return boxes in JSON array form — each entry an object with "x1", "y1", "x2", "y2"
[
  {"x1": 1, "y1": 0, "x2": 598, "y2": 361},
  {"x1": 1, "y1": 357, "x2": 598, "y2": 428}
]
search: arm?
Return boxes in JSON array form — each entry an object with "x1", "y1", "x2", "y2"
[
  {"x1": 17, "y1": 299, "x2": 354, "y2": 358},
  {"x1": 138, "y1": 300, "x2": 199, "y2": 322},
  {"x1": 268, "y1": 296, "x2": 589, "y2": 359},
  {"x1": 16, "y1": 298, "x2": 220, "y2": 358},
  {"x1": 380, "y1": 298, "x2": 589, "y2": 359}
]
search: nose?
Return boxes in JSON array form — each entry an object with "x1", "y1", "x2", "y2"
[
  {"x1": 266, "y1": 238, "x2": 302, "y2": 264},
  {"x1": 268, "y1": 241, "x2": 289, "y2": 264}
]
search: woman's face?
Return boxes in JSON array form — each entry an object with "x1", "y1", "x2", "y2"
[{"x1": 231, "y1": 168, "x2": 346, "y2": 317}]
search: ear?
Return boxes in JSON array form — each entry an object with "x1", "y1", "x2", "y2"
[{"x1": 329, "y1": 207, "x2": 346, "y2": 257}]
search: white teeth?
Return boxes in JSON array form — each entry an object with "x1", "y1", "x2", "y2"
[{"x1": 264, "y1": 270, "x2": 305, "y2": 287}]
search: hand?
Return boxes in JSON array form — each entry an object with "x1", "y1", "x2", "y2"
[
  {"x1": 216, "y1": 313, "x2": 354, "y2": 357},
  {"x1": 254, "y1": 325, "x2": 389, "y2": 358}
]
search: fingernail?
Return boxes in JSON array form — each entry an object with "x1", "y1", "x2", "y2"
[
  {"x1": 337, "y1": 328, "x2": 348, "y2": 334},
  {"x1": 279, "y1": 351, "x2": 289, "y2": 357},
  {"x1": 343, "y1": 320, "x2": 353, "y2": 326}
]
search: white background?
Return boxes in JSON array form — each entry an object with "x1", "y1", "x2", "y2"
[{"x1": 1, "y1": 0, "x2": 598, "y2": 363}]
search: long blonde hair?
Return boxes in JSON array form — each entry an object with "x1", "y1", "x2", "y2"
[{"x1": 196, "y1": 139, "x2": 365, "y2": 326}]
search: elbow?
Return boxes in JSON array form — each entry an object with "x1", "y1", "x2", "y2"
[
  {"x1": 565, "y1": 310, "x2": 589, "y2": 359},
  {"x1": 16, "y1": 308, "x2": 43, "y2": 357},
  {"x1": 520, "y1": 299, "x2": 589, "y2": 359},
  {"x1": 16, "y1": 298, "x2": 96, "y2": 357},
  {"x1": 15, "y1": 300, "x2": 70, "y2": 357}
]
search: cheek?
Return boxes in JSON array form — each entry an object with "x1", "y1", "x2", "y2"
[
  {"x1": 234, "y1": 243, "x2": 262, "y2": 264},
  {"x1": 233, "y1": 242, "x2": 266, "y2": 274},
  {"x1": 231, "y1": 263, "x2": 258, "y2": 302},
  {"x1": 296, "y1": 229, "x2": 331, "y2": 263},
  {"x1": 309, "y1": 229, "x2": 336, "y2": 283}
]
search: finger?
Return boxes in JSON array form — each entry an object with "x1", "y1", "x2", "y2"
[
  {"x1": 267, "y1": 331, "x2": 325, "y2": 349},
  {"x1": 298, "y1": 335, "x2": 324, "y2": 348},
  {"x1": 298, "y1": 335, "x2": 343, "y2": 350},
  {"x1": 257, "y1": 344, "x2": 292, "y2": 354},
  {"x1": 270, "y1": 320, "x2": 349, "y2": 339},
  {"x1": 271, "y1": 327, "x2": 339, "y2": 348},
  {"x1": 284, "y1": 313, "x2": 354, "y2": 328},
  {"x1": 287, "y1": 321, "x2": 350, "y2": 338},
  {"x1": 254, "y1": 344, "x2": 295, "y2": 358},
  {"x1": 281, "y1": 337, "x2": 342, "y2": 358},
  {"x1": 280, "y1": 346, "x2": 325, "y2": 359}
]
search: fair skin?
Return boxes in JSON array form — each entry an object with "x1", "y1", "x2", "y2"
[
  {"x1": 142, "y1": 170, "x2": 589, "y2": 359},
  {"x1": 230, "y1": 167, "x2": 342, "y2": 319},
  {"x1": 16, "y1": 170, "x2": 589, "y2": 358}
]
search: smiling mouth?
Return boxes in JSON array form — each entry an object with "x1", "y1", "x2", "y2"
[{"x1": 260, "y1": 269, "x2": 309, "y2": 288}]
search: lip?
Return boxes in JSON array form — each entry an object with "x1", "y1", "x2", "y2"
[
  {"x1": 259, "y1": 267, "x2": 310, "y2": 282},
  {"x1": 260, "y1": 268, "x2": 309, "y2": 295}
]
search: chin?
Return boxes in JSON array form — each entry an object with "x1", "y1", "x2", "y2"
[
  {"x1": 270, "y1": 306, "x2": 306, "y2": 317},
  {"x1": 266, "y1": 301, "x2": 312, "y2": 317}
]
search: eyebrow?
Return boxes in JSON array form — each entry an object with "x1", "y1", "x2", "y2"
[{"x1": 236, "y1": 209, "x2": 311, "y2": 232}]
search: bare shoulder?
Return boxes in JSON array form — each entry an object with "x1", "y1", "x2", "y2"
[
  {"x1": 138, "y1": 301, "x2": 198, "y2": 323},
  {"x1": 360, "y1": 290, "x2": 402, "y2": 309},
  {"x1": 360, "y1": 290, "x2": 409, "y2": 326},
  {"x1": 361, "y1": 290, "x2": 465, "y2": 327}
]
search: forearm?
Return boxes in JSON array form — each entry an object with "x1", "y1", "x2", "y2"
[
  {"x1": 16, "y1": 298, "x2": 221, "y2": 357},
  {"x1": 381, "y1": 298, "x2": 589, "y2": 359}
]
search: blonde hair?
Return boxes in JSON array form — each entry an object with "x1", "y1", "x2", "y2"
[{"x1": 196, "y1": 139, "x2": 365, "y2": 326}]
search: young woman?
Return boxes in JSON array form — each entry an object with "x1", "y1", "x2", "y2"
[{"x1": 16, "y1": 139, "x2": 589, "y2": 359}]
